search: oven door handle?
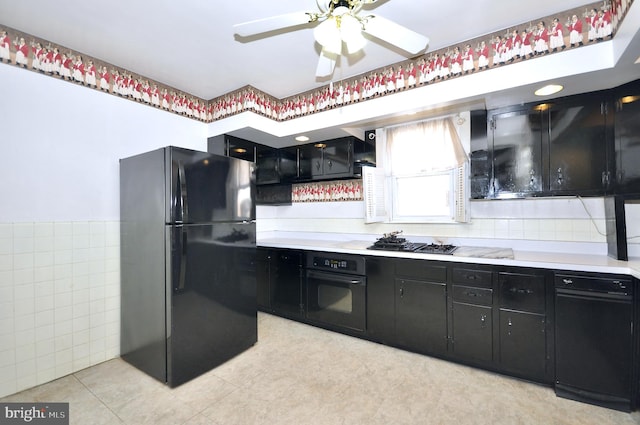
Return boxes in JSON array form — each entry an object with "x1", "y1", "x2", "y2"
[{"x1": 306, "y1": 270, "x2": 366, "y2": 286}]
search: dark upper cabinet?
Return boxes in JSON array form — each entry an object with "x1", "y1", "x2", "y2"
[
  {"x1": 207, "y1": 135, "x2": 296, "y2": 185},
  {"x1": 469, "y1": 110, "x2": 490, "y2": 199},
  {"x1": 614, "y1": 80, "x2": 640, "y2": 196},
  {"x1": 256, "y1": 145, "x2": 297, "y2": 185},
  {"x1": 487, "y1": 104, "x2": 545, "y2": 198},
  {"x1": 226, "y1": 135, "x2": 257, "y2": 162},
  {"x1": 298, "y1": 137, "x2": 353, "y2": 180},
  {"x1": 547, "y1": 94, "x2": 613, "y2": 195},
  {"x1": 481, "y1": 91, "x2": 616, "y2": 199}
]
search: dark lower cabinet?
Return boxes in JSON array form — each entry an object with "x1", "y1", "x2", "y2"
[
  {"x1": 497, "y1": 269, "x2": 551, "y2": 382},
  {"x1": 395, "y1": 278, "x2": 447, "y2": 354},
  {"x1": 257, "y1": 248, "x2": 304, "y2": 319},
  {"x1": 261, "y1": 251, "x2": 636, "y2": 411},
  {"x1": 366, "y1": 257, "x2": 396, "y2": 344},
  {"x1": 256, "y1": 248, "x2": 271, "y2": 310},
  {"x1": 451, "y1": 302, "x2": 493, "y2": 363},
  {"x1": 499, "y1": 309, "x2": 546, "y2": 380}
]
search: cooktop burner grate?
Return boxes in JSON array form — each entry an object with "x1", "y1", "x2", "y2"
[{"x1": 367, "y1": 233, "x2": 457, "y2": 255}]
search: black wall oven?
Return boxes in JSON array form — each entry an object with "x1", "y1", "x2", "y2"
[{"x1": 306, "y1": 252, "x2": 366, "y2": 333}]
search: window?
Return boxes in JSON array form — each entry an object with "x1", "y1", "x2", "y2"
[{"x1": 364, "y1": 115, "x2": 470, "y2": 223}]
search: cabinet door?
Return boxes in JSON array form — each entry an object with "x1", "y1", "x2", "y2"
[
  {"x1": 499, "y1": 309, "x2": 547, "y2": 381},
  {"x1": 451, "y1": 302, "x2": 493, "y2": 363},
  {"x1": 226, "y1": 136, "x2": 256, "y2": 162},
  {"x1": 498, "y1": 271, "x2": 545, "y2": 314},
  {"x1": 395, "y1": 278, "x2": 447, "y2": 354},
  {"x1": 270, "y1": 250, "x2": 303, "y2": 318},
  {"x1": 548, "y1": 96, "x2": 611, "y2": 195},
  {"x1": 614, "y1": 81, "x2": 640, "y2": 194},
  {"x1": 278, "y1": 146, "x2": 299, "y2": 182},
  {"x1": 297, "y1": 144, "x2": 323, "y2": 179},
  {"x1": 256, "y1": 146, "x2": 280, "y2": 185},
  {"x1": 323, "y1": 139, "x2": 352, "y2": 176},
  {"x1": 256, "y1": 249, "x2": 271, "y2": 310},
  {"x1": 366, "y1": 257, "x2": 397, "y2": 344},
  {"x1": 489, "y1": 105, "x2": 544, "y2": 198},
  {"x1": 469, "y1": 110, "x2": 490, "y2": 199}
]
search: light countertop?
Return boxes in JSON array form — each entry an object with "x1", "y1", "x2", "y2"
[{"x1": 257, "y1": 235, "x2": 640, "y2": 279}]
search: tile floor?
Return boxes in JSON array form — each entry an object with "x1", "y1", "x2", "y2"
[{"x1": 2, "y1": 312, "x2": 640, "y2": 425}]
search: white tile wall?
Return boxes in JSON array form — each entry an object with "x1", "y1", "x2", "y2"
[
  {"x1": 0, "y1": 221, "x2": 120, "y2": 398},
  {"x1": 257, "y1": 197, "x2": 612, "y2": 249}
]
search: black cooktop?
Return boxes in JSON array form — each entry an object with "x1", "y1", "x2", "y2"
[{"x1": 367, "y1": 232, "x2": 458, "y2": 255}]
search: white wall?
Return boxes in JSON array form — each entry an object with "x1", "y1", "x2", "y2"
[{"x1": 0, "y1": 64, "x2": 208, "y2": 398}]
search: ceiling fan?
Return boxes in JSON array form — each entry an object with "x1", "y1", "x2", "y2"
[{"x1": 233, "y1": 0, "x2": 429, "y2": 78}]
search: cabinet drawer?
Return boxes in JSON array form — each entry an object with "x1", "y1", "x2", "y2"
[
  {"x1": 452, "y1": 267, "x2": 492, "y2": 288},
  {"x1": 395, "y1": 259, "x2": 447, "y2": 282},
  {"x1": 499, "y1": 272, "x2": 545, "y2": 314},
  {"x1": 453, "y1": 285, "x2": 493, "y2": 306}
]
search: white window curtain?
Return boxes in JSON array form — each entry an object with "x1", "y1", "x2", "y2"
[{"x1": 385, "y1": 117, "x2": 468, "y2": 174}]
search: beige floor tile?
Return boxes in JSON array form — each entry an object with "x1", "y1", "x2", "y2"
[{"x1": 2, "y1": 312, "x2": 640, "y2": 425}]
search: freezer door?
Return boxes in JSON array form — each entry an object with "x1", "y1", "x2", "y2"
[
  {"x1": 166, "y1": 222, "x2": 257, "y2": 387},
  {"x1": 166, "y1": 147, "x2": 255, "y2": 224}
]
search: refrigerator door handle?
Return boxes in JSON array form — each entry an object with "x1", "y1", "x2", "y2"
[
  {"x1": 177, "y1": 227, "x2": 188, "y2": 291},
  {"x1": 177, "y1": 160, "x2": 189, "y2": 224}
]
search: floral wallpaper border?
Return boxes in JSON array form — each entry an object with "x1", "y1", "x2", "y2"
[
  {"x1": 292, "y1": 180, "x2": 363, "y2": 203},
  {"x1": 0, "y1": 0, "x2": 629, "y2": 124}
]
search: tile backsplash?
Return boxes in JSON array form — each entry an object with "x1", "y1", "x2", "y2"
[{"x1": 0, "y1": 221, "x2": 120, "y2": 398}]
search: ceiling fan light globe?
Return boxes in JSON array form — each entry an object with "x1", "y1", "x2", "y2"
[
  {"x1": 340, "y1": 14, "x2": 366, "y2": 53},
  {"x1": 314, "y1": 18, "x2": 342, "y2": 55},
  {"x1": 333, "y1": 5, "x2": 350, "y2": 16}
]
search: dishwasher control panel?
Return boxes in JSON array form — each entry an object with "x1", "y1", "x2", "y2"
[{"x1": 555, "y1": 273, "x2": 632, "y2": 296}]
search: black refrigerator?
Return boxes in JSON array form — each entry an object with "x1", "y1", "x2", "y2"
[{"x1": 120, "y1": 146, "x2": 257, "y2": 387}]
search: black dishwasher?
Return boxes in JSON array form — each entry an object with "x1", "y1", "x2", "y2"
[{"x1": 554, "y1": 273, "x2": 634, "y2": 411}]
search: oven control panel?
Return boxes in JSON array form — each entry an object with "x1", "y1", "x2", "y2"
[{"x1": 307, "y1": 253, "x2": 366, "y2": 275}]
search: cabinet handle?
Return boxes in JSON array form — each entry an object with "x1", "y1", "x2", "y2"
[
  {"x1": 315, "y1": 161, "x2": 321, "y2": 171},
  {"x1": 464, "y1": 291, "x2": 478, "y2": 297},
  {"x1": 480, "y1": 314, "x2": 486, "y2": 323},
  {"x1": 509, "y1": 287, "x2": 533, "y2": 295},
  {"x1": 327, "y1": 160, "x2": 332, "y2": 168},
  {"x1": 556, "y1": 168, "x2": 563, "y2": 187},
  {"x1": 464, "y1": 274, "x2": 477, "y2": 280},
  {"x1": 399, "y1": 287, "x2": 404, "y2": 297},
  {"x1": 562, "y1": 278, "x2": 573, "y2": 285}
]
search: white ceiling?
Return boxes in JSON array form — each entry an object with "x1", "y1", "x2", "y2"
[
  {"x1": 0, "y1": 0, "x2": 630, "y2": 99},
  {"x1": 2, "y1": 0, "x2": 640, "y2": 147}
]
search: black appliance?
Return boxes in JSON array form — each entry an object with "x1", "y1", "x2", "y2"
[
  {"x1": 306, "y1": 252, "x2": 366, "y2": 333},
  {"x1": 120, "y1": 146, "x2": 257, "y2": 387},
  {"x1": 367, "y1": 231, "x2": 458, "y2": 254},
  {"x1": 554, "y1": 273, "x2": 634, "y2": 411}
]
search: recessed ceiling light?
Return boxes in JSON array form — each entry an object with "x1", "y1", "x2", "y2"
[
  {"x1": 621, "y1": 95, "x2": 639, "y2": 104},
  {"x1": 534, "y1": 84, "x2": 564, "y2": 96},
  {"x1": 295, "y1": 135, "x2": 310, "y2": 142}
]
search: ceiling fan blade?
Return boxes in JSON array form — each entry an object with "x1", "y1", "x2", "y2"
[
  {"x1": 233, "y1": 12, "x2": 315, "y2": 37},
  {"x1": 362, "y1": 14, "x2": 429, "y2": 55},
  {"x1": 316, "y1": 48, "x2": 337, "y2": 77}
]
